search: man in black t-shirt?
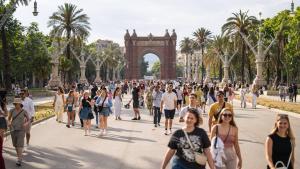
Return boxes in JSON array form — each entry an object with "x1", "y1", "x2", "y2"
[{"x1": 131, "y1": 82, "x2": 141, "y2": 120}]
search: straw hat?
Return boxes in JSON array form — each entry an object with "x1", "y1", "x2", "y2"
[{"x1": 13, "y1": 98, "x2": 23, "y2": 105}]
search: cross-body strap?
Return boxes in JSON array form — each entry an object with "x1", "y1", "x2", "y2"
[
  {"x1": 183, "y1": 129, "x2": 195, "y2": 151},
  {"x1": 223, "y1": 126, "x2": 231, "y2": 143},
  {"x1": 12, "y1": 110, "x2": 24, "y2": 122},
  {"x1": 214, "y1": 125, "x2": 219, "y2": 149}
]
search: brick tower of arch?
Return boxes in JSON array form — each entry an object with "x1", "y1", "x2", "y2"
[{"x1": 124, "y1": 29, "x2": 177, "y2": 80}]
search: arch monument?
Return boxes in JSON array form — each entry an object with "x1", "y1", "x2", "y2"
[{"x1": 124, "y1": 29, "x2": 177, "y2": 80}]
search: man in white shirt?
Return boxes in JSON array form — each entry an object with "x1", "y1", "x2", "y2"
[
  {"x1": 179, "y1": 93, "x2": 203, "y2": 123},
  {"x1": 20, "y1": 90, "x2": 35, "y2": 147},
  {"x1": 160, "y1": 83, "x2": 177, "y2": 135}
]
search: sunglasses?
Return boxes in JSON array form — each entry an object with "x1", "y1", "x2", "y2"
[{"x1": 222, "y1": 114, "x2": 233, "y2": 118}]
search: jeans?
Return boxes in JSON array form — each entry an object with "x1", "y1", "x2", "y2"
[
  {"x1": 171, "y1": 156, "x2": 190, "y2": 169},
  {"x1": 153, "y1": 106, "x2": 161, "y2": 124}
]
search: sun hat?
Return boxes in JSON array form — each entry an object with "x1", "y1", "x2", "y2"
[{"x1": 13, "y1": 98, "x2": 23, "y2": 105}]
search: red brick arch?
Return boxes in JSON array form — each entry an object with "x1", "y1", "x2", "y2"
[{"x1": 124, "y1": 29, "x2": 177, "y2": 80}]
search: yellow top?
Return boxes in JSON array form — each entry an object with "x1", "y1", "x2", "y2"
[
  {"x1": 194, "y1": 89, "x2": 203, "y2": 103},
  {"x1": 209, "y1": 102, "x2": 233, "y2": 124}
]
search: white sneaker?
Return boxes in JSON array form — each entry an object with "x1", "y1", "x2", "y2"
[
  {"x1": 103, "y1": 129, "x2": 107, "y2": 135},
  {"x1": 99, "y1": 129, "x2": 103, "y2": 136},
  {"x1": 164, "y1": 130, "x2": 168, "y2": 135},
  {"x1": 169, "y1": 129, "x2": 172, "y2": 134}
]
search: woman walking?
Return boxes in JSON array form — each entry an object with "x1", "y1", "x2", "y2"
[
  {"x1": 146, "y1": 86, "x2": 154, "y2": 115},
  {"x1": 53, "y1": 87, "x2": 65, "y2": 123},
  {"x1": 210, "y1": 108, "x2": 242, "y2": 169},
  {"x1": 7, "y1": 98, "x2": 30, "y2": 166},
  {"x1": 265, "y1": 114, "x2": 295, "y2": 169},
  {"x1": 0, "y1": 96, "x2": 8, "y2": 169},
  {"x1": 79, "y1": 92, "x2": 93, "y2": 136},
  {"x1": 66, "y1": 90, "x2": 75, "y2": 128},
  {"x1": 96, "y1": 88, "x2": 112, "y2": 136},
  {"x1": 161, "y1": 108, "x2": 215, "y2": 169},
  {"x1": 113, "y1": 87, "x2": 122, "y2": 120}
]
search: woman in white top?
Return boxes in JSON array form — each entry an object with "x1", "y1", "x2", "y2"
[
  {"x1": 53, "y1": 87, "x2": 65, "y2": 123},
  {"x1": 113, "y1": 87, "x2": 122, "y2": 120}
]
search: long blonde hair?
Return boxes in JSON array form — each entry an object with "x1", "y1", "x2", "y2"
[
  {"x1": 270, "y1": 114, "x2": 295, "y2": 142},
  {"x1": 217, "y1": 108, "x2": 237, "y2": 127},
  {"x1": 270, "y1": 114, "x2": 296, "y2": 163}
]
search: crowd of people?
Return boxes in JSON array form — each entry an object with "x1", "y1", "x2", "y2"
[{"x1": 0, "y1": 79, "x2": 297, "y2": 169}]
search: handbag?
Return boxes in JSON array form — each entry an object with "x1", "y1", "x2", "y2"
[
  {"x1": 183, "y1": 129, "x2": 207, "y2": 165},
  {"x1": 274, "y1": 141, "x2": 293, "y2": 169},
  {"x1": 97, "y1": 96, "x2": 107, "y2": 112}
]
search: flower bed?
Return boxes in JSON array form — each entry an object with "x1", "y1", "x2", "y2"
[{"x1": 235, "y1": 95, "x2": 300, "y2": 114}]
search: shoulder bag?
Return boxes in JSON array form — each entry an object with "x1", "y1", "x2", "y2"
[
  {"x1": 97, "y1": 96, "x2": 107, "y2": 113},
  {"x1": 183, "y1": 129, "x2": 207, "y2": 165},
  {"x1": 274, "y1": 141, "x2": 293, "y2": 169}
]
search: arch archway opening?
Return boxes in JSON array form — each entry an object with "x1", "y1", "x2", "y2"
[{"x1": 140, "y1": 53, "x2": 160, "y2": 80}]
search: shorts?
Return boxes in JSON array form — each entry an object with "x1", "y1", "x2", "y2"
[
  {"x1": 177, "y1": 100, "x2": 182, "y2": 106},
  {"x1": 164, "y1": 109, "x2": 175, "y2": 119},
  {"x1": 25, "y1": 122, "x2": 32, "y2": 134},
  {"x1": 11, "y1": 130, "x2": 25, "y2": 148},
  {"x1": 99, "y1": 107, "x2": 110, "y2": 117},
  {"x1": 133, "y1": 101, "x2": 139, "y2": 108},
  {"x1": 0, "y1": 117, "x2": 7, "y2": 130}
]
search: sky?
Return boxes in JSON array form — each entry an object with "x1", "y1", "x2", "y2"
[{"x1": 13, "y1": 0, "x2": 296, "y2": 69}]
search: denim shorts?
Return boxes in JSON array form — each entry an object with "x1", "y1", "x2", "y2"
[{"x1": 99, "y1": 107, "x2": 110, "y2": 117}]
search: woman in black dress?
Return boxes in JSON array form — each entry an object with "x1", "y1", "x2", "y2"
[{"x1": 265, "y1": 114, "x2": 295, "y2": 169}]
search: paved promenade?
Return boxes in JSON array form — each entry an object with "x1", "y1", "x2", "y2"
[{"x1": 3, "y1": 94, "x2": 300, "y2": 169}]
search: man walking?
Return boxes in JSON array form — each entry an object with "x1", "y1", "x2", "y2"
[
  {"x1": 131, "y1": 82, "x2": 141, "y2": 120},
  {"x1": 179, "y1": 93, "x2": 203, "y2": 123},
  {"x1": 152, "y1": 85, "x2": 163, "y2": 127},
  {"x1": 160, "y1": 83, "x2": 177, "y2": 135},
  {"x1": 208, "y1": 91, "x2": 233, "y2": 133},
  {"x1": 20, "y1": 89, "x2": 35, "y2": 148}
]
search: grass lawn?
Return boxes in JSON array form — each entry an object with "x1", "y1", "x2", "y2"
[
  {"x1": 34, "y1": 102, "x2": 55, "y2": 122},
  {"x1": 236, "y1": 95, "x2": 300, "y2": 114}
]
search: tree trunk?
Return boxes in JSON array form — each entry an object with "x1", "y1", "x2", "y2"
[
  {"x1": 1, "y1": 27, "x2": 11, "y2": 91},
  {"x1": 219, "y1": 59, "x2": 222, "y2": 82},
  {"x1": 241, "y1": 41, "x2": 246, "y2": 84},
  {"x1": 32, "y1": 73, "x2": 36, "y2": 88},
  {"x1": 66, "y1": 29, "x2": 71, "y2": 84}
]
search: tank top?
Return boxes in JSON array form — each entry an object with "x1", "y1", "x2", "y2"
[
  {"x1": 55, "y1": 93, "x2": 64, "y2": 106},
  {"x1": 267, "y1": 133, "x2": 293, "y2": 169}
]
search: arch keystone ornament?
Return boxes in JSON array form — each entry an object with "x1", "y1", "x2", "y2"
[{"x1": 124, "y1": 29, "x2": 177, "y2": 80}]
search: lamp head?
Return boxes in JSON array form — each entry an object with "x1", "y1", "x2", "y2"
[{"x1": 32, "y1": 0, "x2": 38, "y2": 16}]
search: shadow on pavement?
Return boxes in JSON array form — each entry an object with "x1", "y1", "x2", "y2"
[
  {"x1": 5, "y1": 145, "x2": 143, "y2": 169},
  {"x1": 89, "y1": 133, "x2": 156, "y2": 143}
]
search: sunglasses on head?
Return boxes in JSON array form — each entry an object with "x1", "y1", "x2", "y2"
[{"x1": 222, "y1": 113, "x2": 233, "y2": 118}]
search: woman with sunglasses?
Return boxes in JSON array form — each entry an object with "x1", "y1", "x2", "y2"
[
  {"x1": 210, "y1": 108, "x2": 242, "y2": 169},
  {"x1": 161, "y1": 108, "x2": 215, "y2": 169},
  {"x1": 265, "y1": 114, "x2": 295, "y2": 169}
]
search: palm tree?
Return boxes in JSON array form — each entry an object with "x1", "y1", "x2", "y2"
[
  {"x1": 48, "y1": 3, "x2": 90, "y2": 82},
  {"x1": 103, "y1": 43, "x2": 122, "y2": 80},
  {"x1": 180, "y1": 37, "x2": 194, "y2": 80},
  {"x1": 193, "y1": 28, "x2": 212, "y2": 82},
  {"x1": 1, "y1": 0, "x2": 30, "y2": 90},
  {"x1": 222, "y1": 10, "x2": 257, "y2": 83}
]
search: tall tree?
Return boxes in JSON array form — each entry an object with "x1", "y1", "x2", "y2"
[
  {"x1": 222, "y1": 10, "x2": 257, "y2": 83},
  {"x1": 0, "y1": 0, "x2": 30, "y2": 90},
  {"x1": 193, "y1": 27, "x2": 212, "y2": 82},
  {"x1": 48, "y1": 3, "x2": 90, "y2": 82},
  {"x1": 180, "y1": 37, "x2": 194, "y2": 80}
]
